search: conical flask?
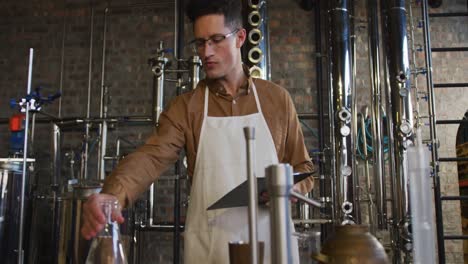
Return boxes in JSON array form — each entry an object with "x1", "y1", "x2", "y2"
[{"x1": 85, "y1": 199, "x2": 128, "y2": 264}]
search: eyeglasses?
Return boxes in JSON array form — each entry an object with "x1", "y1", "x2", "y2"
[{"x1": 189, "y1": 28, "x2": 240, "y2": 51}]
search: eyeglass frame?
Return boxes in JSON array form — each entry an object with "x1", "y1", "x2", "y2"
[{"x1": 189, "y1": 28, "x2": 241, "y2": 51}]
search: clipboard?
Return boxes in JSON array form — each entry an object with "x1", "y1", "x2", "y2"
[{"x1": 207, "y1": 172, "x2": 313, "y2": 210}]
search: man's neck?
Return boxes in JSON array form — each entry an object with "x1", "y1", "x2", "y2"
[{"x1": 217, "y1": 65, "x2": 246, "y2": 97}]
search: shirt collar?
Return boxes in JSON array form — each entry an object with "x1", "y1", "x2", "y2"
[{"x1": 207, "y1": 65, "x2": 253, "y2": 97}]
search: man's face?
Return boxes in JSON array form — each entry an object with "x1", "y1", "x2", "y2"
[{"x1": 193, "y1": 14, "x2": 243, "y2": 80}]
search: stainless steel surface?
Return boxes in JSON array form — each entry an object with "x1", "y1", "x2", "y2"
[
  {"x1": 152, "y1": 41, "x2": 168, "y2": 125},
  {"x1": 243, "y1": 127, "x2": 259, "y2": 264},
  {"x1": 266, "y1": 164, "x2": 293, "y2": 264},
  {"x1": 329, "y1": 0, "x2": 356, "y2": 224},
  {"x1": 367, "y1": 0, "x2": 387, "y2": 230},
  {"x1": 382, "y1": 0, "x2": 413, "y2": 258}
]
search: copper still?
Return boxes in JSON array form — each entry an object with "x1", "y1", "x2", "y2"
[{"x1": 312, "y1": 225, "x2": 389, "y2": 264}]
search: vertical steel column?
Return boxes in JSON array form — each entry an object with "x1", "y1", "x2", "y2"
[
  {"x1": 329, "y1": 0, "x2": 356, "y2": 224},
  {"x1": 382, "y1": 0, "x2": 414, "y2": 260},
  {"x1": 244, "y1": 127, "x2": 259, "y2": 264},
  {"x1": 267, "y1": 164, "x2": 294, "y2": 264}
]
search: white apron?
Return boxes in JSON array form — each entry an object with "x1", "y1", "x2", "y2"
[{"x1": 183, "y1": 84, "x2": 299, "y2": 263}]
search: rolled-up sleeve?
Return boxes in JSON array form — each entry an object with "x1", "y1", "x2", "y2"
[
  {"x1": 282, "y1": 91, "x2": 315, "y2": 194},
  {"x1": 102, "y1": 97, "x2": 186, "y2": 208}
]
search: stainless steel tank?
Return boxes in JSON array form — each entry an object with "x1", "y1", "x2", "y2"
[{"x1": 0, "y1": 158, "x2": 34, "y2": 264}]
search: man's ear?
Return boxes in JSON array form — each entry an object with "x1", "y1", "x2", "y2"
[{"x1": 236, "y1": 28, "x2": 247, "y2": 48}]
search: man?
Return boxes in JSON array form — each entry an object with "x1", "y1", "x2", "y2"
[{"x1": 81, "y1": 0, "x2": 314, "y2": 262}]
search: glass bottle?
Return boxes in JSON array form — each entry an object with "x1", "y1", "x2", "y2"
[{"x1": 85, "y1": 199, "x2": 128, "y2": 264}]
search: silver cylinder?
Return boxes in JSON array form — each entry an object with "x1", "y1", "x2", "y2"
[
  {"x1": 190, "y1": 55, "x2": 201, "y2": 90},
  {"x1": 52, "y1": 123, "x2": 61, "y2": 187},
  {"x1": 244, "y1": 127, "x2": 259, "y2": 264},
  {"x1": 381, "y1": 0, "x2": 413, "y2": 258},
  {"x1": 266, "y1": 164, "x2": 294, "y2": 264},
  {"x1": 148, "y1": 42, "x2": 169, "y2": 225},
  {"x1": 329, "y1": 0, "x2": 356, "y2": 224}
]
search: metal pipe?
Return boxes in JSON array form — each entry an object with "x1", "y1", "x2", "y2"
[
  {"x1": 385, "y1": 0, "x2": 413, "y2": 251},
  {"x1": 30, "y1": 112, "x2": 36, "y2": 154},
  {"x1": 82, "y1": 6, "x2": 95, "y2": 180},
  {"x1": 329, "y1": 0, "x2": 355, "y2": 224},
  {"x1": 367, "y1": 0, "x2": 387, "y2": 230},
  {"x1": 97, "y1": 7, "x2": 109, "y2": 181},
  {"x1": 381, "y1": 0, "x2": 414, "y2": 260},
  {"x1": 52, "y1": 123, "x2": 61, "y2": 187},
  {"x1": 290, "y1": 190, "x2": 324, "y2": 208},
  {"x1": 18, "y1": 48, "x2": 34, "y2": 264},
  {"x1": 148, "y1": 42, "x2": 168, "y2": 228},
  {"x1": 421, "y1": 0, "x2": 444, "y2": 262},
  {"x1": 190, "y1": 56, "x2": 201, "y2": 90},
  {"x1": 267, "y1": 164, "x2": 294, "y2": 264},
  {"x1": 244, "y1": 127, "x2": 259, "y2": 264},
  {"x1": 315, "y1": 0, "x2": 330, "y2": 241},
  {"x1": 152, "y1": 41, "x2": 168, "y2": 125}
]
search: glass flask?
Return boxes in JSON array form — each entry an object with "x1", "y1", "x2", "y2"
[{"x1": 85, "y1": 199, "x2": 128, "y2": 264}]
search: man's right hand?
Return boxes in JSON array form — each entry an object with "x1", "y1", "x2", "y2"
[{"x1": 80, "y1": 193, "x2": 125, "y2": 240}]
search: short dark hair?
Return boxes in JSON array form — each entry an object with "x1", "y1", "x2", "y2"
[{"x1": 185, "y1": 0, "x2": 242, "y2": 29}]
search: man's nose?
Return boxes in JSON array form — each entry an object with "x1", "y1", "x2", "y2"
[{"x1": 200, "y1": 40, "x2": 215, "y2": 56}]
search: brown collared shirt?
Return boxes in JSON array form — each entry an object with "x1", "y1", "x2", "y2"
[{"x1": 102, "y1": 75, "x2": 314, "y2": 207}]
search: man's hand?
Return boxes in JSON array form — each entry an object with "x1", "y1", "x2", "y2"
[
  {"x1": 80, "y1": 193, "x2": 125, "y2": 240},
  {"x1": 259, "y1": 183, "x2": 302, "y2": 204}
]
